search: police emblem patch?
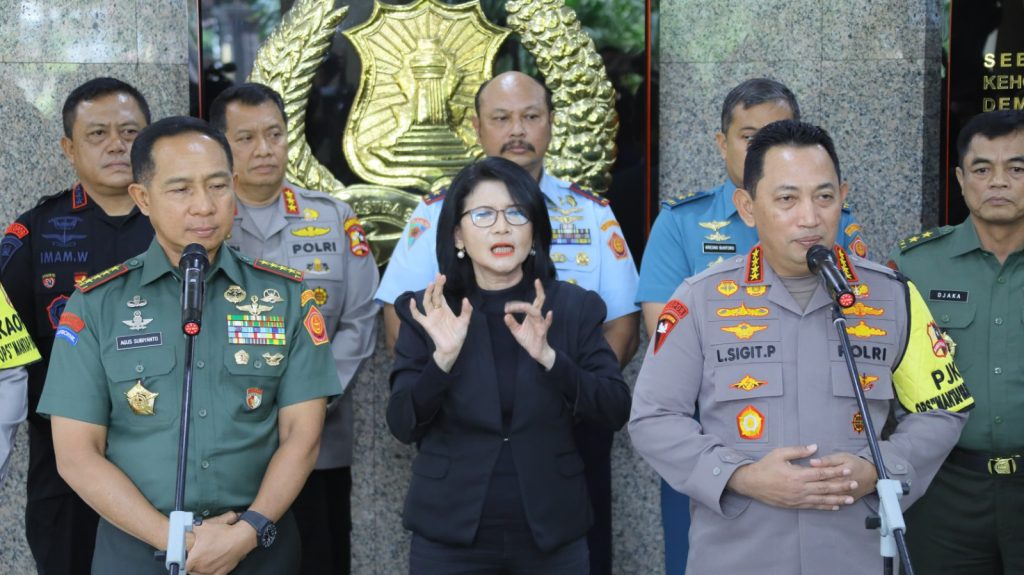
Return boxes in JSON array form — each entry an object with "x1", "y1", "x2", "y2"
[
  {"x1": 737, "y1": 405, "x2": 764, "y2": 440},
  {"x1": 344, "y1": 217, "x2": 370, "y2": 257},
  {"x1": 41, "y1": 273, "x2": 56, "y2": 289},
  {"x1": 654, "y1": 300, "x2": 688, "y2": 355}
]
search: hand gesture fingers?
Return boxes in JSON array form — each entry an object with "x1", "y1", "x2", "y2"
[{"x1": 503, "y1": 279, "x2": 556, "y2": 368}]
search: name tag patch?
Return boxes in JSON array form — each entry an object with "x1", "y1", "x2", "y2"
[
  {"x1": 929, "y1": 290, "x2": 968, "y2": 302},
  {"x1": 116, "y1": 332, "x2": 163, "y2": 351},
  {"x1": 703, "y1": 243, "x2": 736, "y2": 254}
]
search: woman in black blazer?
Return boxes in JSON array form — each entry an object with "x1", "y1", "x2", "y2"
[{"x1": 388, "y1": 157, "x2": 631, "y2": 574}]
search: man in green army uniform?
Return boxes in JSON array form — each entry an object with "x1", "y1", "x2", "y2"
[
  {"x1": 38, "y1": 116, "x2": 338, "y2": 574},
  {"x1": 889, "y1": 109, "x2": 1024, "y2": 573}
]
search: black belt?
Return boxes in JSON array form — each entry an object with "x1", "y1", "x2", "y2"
[{"x1": 947, "y1": 447, "x2": 1021, "y2": 475}]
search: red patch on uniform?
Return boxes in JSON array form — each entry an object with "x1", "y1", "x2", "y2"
[
  {"x1": 344, "y1": 217, "x2": 370, "y2": 257},
  {"x1": 41, "y1": 273, "x2": 56, "y2": 289},
  {"x1": 5, "y1": 222, "x2": 28, "y2": 239},
  {"x1": 74, "y1": 272, "x2": 88, "y2": 285},
  {"x1": 654, "y1": 300, "x2": 688, "y2": 354},
  {"x1": 245, "y1": 387, "x2": 263, "y2": 410},
  {"x1": 282, "y1": 188, "x2": 300, "y2": 215},
  {"x1": 304, "y1": 305, "x2": 329, "y2": 346},
  {"x1": 608, "y1": 232, "x2": 628, "y2": 260},
  {"x1": 58, "y1": 311, "x2": 85, "y2": 333},
  {"x1": 926, "y1": 321, "x2": 949, "y2": 358}
]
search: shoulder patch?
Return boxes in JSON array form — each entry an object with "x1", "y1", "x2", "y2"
[
  {"x1": 76, "y1": 263, "x2": 132, "y2": 293},
  {"x1": 4, "y1": 222, "x2": 28, "y2": 239},
  {"x1": 898, "y1": 226, "x2": 953, "y2": 253},
  {"x1": 842, "y1": 201, "x2": 852, "y2": 213},
  {"x1": 253, "y1": 259, "x2": 304, "y2": 282},
  {"x1": 423, "y1": 188, "x2": 447, "y2": 205},
  {"x1": 568, "y1": 183, "x2": 609, "y2": 206},
  {"x1": 71, "y1": 183, "x2": 88, "y2": 210},
  {"x1": 662, "y1": 189, "x2": 713, "y2": 208}
]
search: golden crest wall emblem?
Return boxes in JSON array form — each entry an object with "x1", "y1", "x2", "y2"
[{"x1": 250, "y1": 0, "x2": 617, "y2": 265}]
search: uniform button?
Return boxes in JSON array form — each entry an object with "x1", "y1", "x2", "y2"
[
  {"x1": 712, "y1": 466, "x2": 721, "y2": 476},
  {"x1": 995, "y1": 416, "x2": 1003, "y2": 424},
  {"x1": 254, "y1": 360, "x2": 262, "y2": 369},
  {"x1": 198, "y1": 409, "x2": 207, "y2": 418},
  {"x1": 997, "y1": 277, "x2": 1006, "y2": 284},
  {"x1": 995, "y1": 367, "x2": 1003, "y2": 375},
  {"x1": 135, "y1": 364, "x2": 144, "y2": 373},
  {"x1": 995, "y1": 317, "x2": 1004, "y2": 325},
  {"x1": 196, "y1": 360, "x2": 205, "y2": 369},
  {"x1": 895, "y1": 464, "x2": 906, "y2": 472},
  {"x1": 201, "y1": 460, "x2": 210, "y2": 469},
  {"x1": 502, "y1": 437, "x2": 509, "y2": 443},
  {"x1": 202, "y1": 509, "x2": 210, "y2": 517},
  {"x1": 129, "y1": 259, "x2": 139, "y2": 266},
  {"x1": 941, "y1": 314, "x2": 950, "y2": 322}
]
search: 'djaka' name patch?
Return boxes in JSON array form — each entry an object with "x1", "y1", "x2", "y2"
[{"x1": 929, "y1": 290, "x2": 968, "y2": 303}]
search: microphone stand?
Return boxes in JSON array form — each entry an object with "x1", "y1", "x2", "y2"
[
  {"x1": 831, "y1": 303, "x2": 914, "y2": 575},
  {"x1": 160, "y1": 255, "x2": 206, "y2": 574}
]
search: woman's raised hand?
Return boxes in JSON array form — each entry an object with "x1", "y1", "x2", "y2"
[
  {"x1": 503, "y1": 279, "x2": 556, "y2": 370},
  {"x1": 408, "y1": 274, "x2": 472, "y2": 372}
]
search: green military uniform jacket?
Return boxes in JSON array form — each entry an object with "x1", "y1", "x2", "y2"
[
  {"x1": 890, "y1": 219, "x2": 1024, "y2": 453},
  {"x1": 38, "y1": 239, "x2": 338, "y2": 517}
]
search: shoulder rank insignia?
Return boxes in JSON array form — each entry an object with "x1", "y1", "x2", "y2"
[
  {"x1": 568, "y1": 183, "x2": 609, "y2": 206},
  {"x1": 745, "y1": 245, "x2": 764, "y2": 284},
  {"x1": 282, "y1": 188, "x2": 300, "y2": 215},
  {"x1": 77, "y1": 263, "x2": 131, "y2": 293},
  {"x1": 253, "y1": 259, "x2": 304, "y2": 282},
  {"x1": 833, "y1": 246, "x2": 858, "y2": 283},
  {"x1": 662, "y1": 189, "x2": 712, "y2": 208},
  {"x1": 423, "y1": 188, "x2": 447, "y2": 205},
  {"x1": 897, "y1": 226, "x2": 952, "y2": 252},
  {"x1": 841, "y1": 201, "x2": 852, "y2": 212},
  {"x1": 71, "y1": 183, "x2": 89, "y2": 210}
]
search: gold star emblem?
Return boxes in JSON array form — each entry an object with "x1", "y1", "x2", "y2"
[
  {"x1": 846, "y1": 320, "x2": 887, "y2": 339},
  {"x1": 125, "y1": 380, "x2": 158, "y2": 415}
]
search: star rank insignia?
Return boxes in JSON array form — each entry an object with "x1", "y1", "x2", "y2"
[{"x1": 125, "y1": 380, "x2": 158, "y2": 415}]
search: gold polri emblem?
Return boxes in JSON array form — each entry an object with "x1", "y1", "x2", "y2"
[
  {"x1": 698, "y1": 220, "x2": 731, "y2": 242},
  {"x1": 290, "y1": 225, "x2": 331, "y2": 237},
  {"x1": 262, "y1": 352, "x2": 284, "y2": 367},
  {"x1": 846, "y1": 320, "x2": 887, "y2": 339},
  {"x1": 859, "y1": 374, "x2": 879, "y2": 391},
  {"x1": 730, "y1": 375, "x2": 766, "y2": 391},
  {"x1": 745, "y1": 286, "x2": 767, "y2": 297},
  {"x1": 721, "y1": 322, "x2": 768, "y2": 340},
  {"x1": 845, "y1": 301, "x2": 883, "y2": 317},
  {"x1": 224, "y1": 285, "x2": 247, "y2": 304},
  {"x1": 576, "y1": 252, "x2": 590, "y2": 266},
  {"x1": 551, "y1": 252, "x2": 568, "y2": 264},
  {"x1": 303, "y1": 207, "x2": 320, "y2": 221},
  {"x1": 716, "y1": 303, "x2": 769, "y2": 318},
  {"x1": 125, "y1": 380, "x2": 158, "y2": 415},
  {"x1": 716, "y1": 280, "x2": 738, "y2": 297},
  {"x1": 852, "y1": 283, "x2": 870, "y2": 298}
]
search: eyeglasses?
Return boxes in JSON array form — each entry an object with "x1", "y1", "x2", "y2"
[{"x1": 460, "y1": 205, "x2": 531, "y2": 228}]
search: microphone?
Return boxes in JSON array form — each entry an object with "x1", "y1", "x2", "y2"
[
  {"x1": 179, "y1": 243, "x2": 209, "y2": 336},
  {"x1": 806, "y1": 244, "x2": 855, "y2": 308}
]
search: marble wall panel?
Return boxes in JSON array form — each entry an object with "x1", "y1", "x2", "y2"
[{"x1": 0, "y1": 1, "x2": 139, "y2": 64}]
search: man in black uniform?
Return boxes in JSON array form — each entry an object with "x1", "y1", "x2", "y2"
[{"x1": 0, "y1": 77, "x2": 154, "y2": 575}]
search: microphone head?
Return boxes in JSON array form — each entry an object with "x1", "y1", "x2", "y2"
[
  {"x1": 179, "y1": 243, "x2": 210, "y2": 272},
  {"x1": 805, "y1": 244, "x2": 832, "y2": 273}
]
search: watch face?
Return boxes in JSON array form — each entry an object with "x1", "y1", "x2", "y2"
[{"x1": 261, "y1": 522, "x2": 277, "y2": 548}]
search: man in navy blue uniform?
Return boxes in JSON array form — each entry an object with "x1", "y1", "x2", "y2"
[
  {"x1": 0, "y1": 77, "x2": 154, "y2": 575},
  {"x1": 635, "y1": 78, "x2": 869, "y2": 574}
]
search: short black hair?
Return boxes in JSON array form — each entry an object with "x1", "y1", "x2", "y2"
[
  {"x1": 474, "y1": 74, "x2": 554, "y2": 116},
  {"x1": 956, "y1": 110, "x2": 1024, "y2": 167},
  {"x1": 62, "y1": 77, "x2": 151, "y2": 138},
  {"x1": 721, "y1": 78, "x2": 800, "y2": 133},
  {"x1": 208, "y1": 83, "x2": 288, "y2": 132},
  {"x1": 436, "y1": 157, "x2": 555, "y2": 298},
  {"x1": 131, "y1": 116, "x2": 233, "y2": 185},
  {"x1": 743, "y1": 120, "x2": 841, "y2": 195}
]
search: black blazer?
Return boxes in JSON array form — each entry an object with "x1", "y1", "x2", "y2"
[{"x1": 388, "y1": 280, "x2": 630, "y2": 552}]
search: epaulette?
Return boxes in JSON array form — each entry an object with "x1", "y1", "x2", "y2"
[
  {"x1": 252, "y1": 259, "x2": 304, "y2": 282},
  {"x1": 842, "y1": 201, "x2": 852, "y2": 213},
  {"x1": 423, "y1": 188, "x2": 447, "y2": 206},
  {"x1": 76, "y1": 261, "x2": 137, "y2": 293},
  {"x1": 897, "y1": 226, "x2": 953, "y2": 253},
  {"x1": 568, "y1": 183, "x2": 609, "y2": 206},
  {"x1": 662, "y1": 189, "x2": 713, "y2": 208},
  {"x1": 34, "y1": 187, "x2": 72, "y2": 208}
]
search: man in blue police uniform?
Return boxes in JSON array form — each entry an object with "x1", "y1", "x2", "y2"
[
  {"x1": 211, "y1": 83, "x2": 379, "y2": 575},
  {"x1": 0, "y1": 77, "x2": 154, "y2": 575},
  {"x1": 376, "y1": 71, "x2": 639, "y2": 575},
  {"x1": 634, "y1": 78, "x2": 870, "y2": 574}
]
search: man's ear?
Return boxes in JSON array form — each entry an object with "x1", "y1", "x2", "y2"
[
  {"x1": 955, "y1": 166, "x2": 965, "y2": 193},
  {"x1": 128, "y1": 182, "x2": 150, "y2": 216},
  {"x1": 715, "y1": 131, "x2": 728, "y2": 161},
  {"x1": 59, "y1": 136, "x2": 75, "y2": 164},
  {"x1": 733, "y1": 187, "x2": 756, "y2": 227},
  {"x1": 838, "y1": 181, "x2": 849, "y2": 205},
  {"x1": 471, "y1": 114, "x2": 481, "y2": 139}
]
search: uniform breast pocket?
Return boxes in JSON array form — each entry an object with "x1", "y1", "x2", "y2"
[
  {"x1": 223, "y1": 348, "x2": 286, "y2": 421},
  {"x1": 104, "y1": 351, "x2": 178, "y2": 429},
  {"x1": 551, "y1": 247, "x2": 596, "y2": 288},
  {"x1": 931, "y1": 302, "x2": 975, "y2": 371},
  {"x1": 711, "y1": 364, "x2": 783, "y2": 451}
]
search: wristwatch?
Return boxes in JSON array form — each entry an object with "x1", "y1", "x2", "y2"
[{"x1": 238, "y1": 510, "x2": 277, "y2": 549}]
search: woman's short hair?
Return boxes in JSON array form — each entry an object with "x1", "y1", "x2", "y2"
[{"x1": 436, "y1": 157, "x2": 555, "y2": 297}]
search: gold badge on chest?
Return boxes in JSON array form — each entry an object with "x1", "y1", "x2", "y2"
[{"x1": 125, "y1": 380, "x2": 158, "y2": 415}]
